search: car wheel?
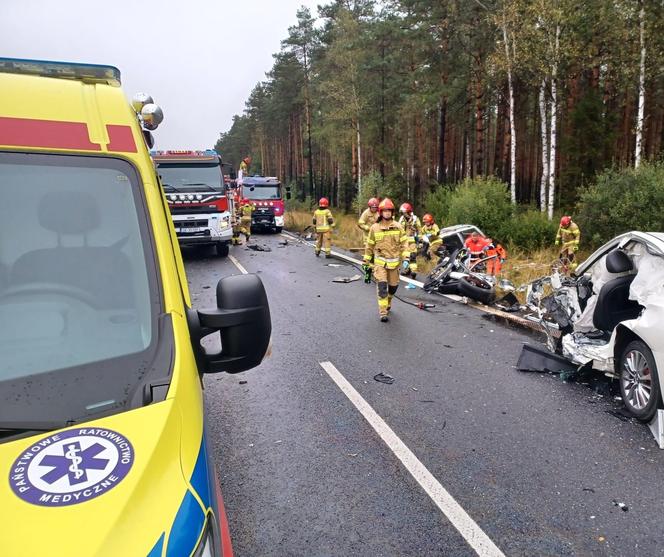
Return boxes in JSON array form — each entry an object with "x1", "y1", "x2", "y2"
[
  {"x1": 620, "y1": 340, "x2": 662, "y2": 422},
  {"x1": 216, "y1": 243, "x2": 229, "y2": 257},
  {"x1": 458, "y1": 275, "x2": 495, "y2": 304},
  {"x1": 275, "y1": 227, "x2": 283, "y2": 234}
]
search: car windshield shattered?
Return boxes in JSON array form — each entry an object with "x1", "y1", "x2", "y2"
[{"x1": 0, "y1": 153, "x2": 170, "y2": 438}]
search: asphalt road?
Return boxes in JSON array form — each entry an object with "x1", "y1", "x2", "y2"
[{"x1": 183, "y1": 233, "x2": 664, "y2": 557}]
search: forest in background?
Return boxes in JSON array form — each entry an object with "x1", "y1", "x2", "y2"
[{"x1": 216, "y1": 0, "x2": 664, "y2": 217}]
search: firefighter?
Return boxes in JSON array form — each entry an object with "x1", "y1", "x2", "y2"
[
  {"x1": 421, "y1": 213, "x2": 443, "y2": 262},
  {"x1": 236, "y1": 198, "x2": 255, "y2": 244},
  {"x1": 398, "y1": 202, "x2": 422, "y2": 279},
  {"x1": 363, "y1": 198, "x2": 410, "y2": 322},
  {"x1": 485, "y1": 240, "x2": 508, "y2": 275},
  {"x1": 313, "y1": 197, "x2": 335, "y2": 257},
  {"x1": 555, "y1": 215, "x2": 581, "y2": 271},
  {"x1": 238, "y1": 156, "x2": 251, "y2": 185},
  {"x1": 357, "y1": 197, "x2": 380, "y2": 247}
]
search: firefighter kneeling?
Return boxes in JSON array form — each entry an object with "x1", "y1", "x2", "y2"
[{"x1": 363, "y1": 198, "x2": 409, "y2": 323}]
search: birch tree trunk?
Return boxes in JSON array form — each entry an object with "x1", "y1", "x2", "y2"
[
  {"x1": 539, "y1": 79, "x2": 549, "y2": 212},
  {"x1": 547, "y1": 25, "x2": 560, "y2": 221},
  {"x1": 356, "y1": 119, "x2": 362, "y2": 200},
  {"x1": 502, "y1": 19, "x2": 517, "y2": 204},
  {"x1": 635, "y1": 1, "x2": 646, "y2": 168}
]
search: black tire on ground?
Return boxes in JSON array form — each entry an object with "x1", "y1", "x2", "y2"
[
  {"x1": 436, "y1": 279, "x2": 461, "y2": 295},
  {"x1": 216, "y1": 242, "x2": 230, "y2": 257},
  {"x1": 619, "y1": 339, "x2": 662, "y2": 422},
  {"x1": 275, "y1": 227, "x2": 283, "y2": 233},
  {"x1": 458, "y1": 275, "x2": 496, "y2": 304},
  {"x1": 423, "y1": 278, "x2": 460, "y2": 295}
]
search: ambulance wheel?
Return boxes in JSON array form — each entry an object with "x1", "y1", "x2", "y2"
[
  {"x1": 216, "y1": 243, "x2": 229, "y2": 257},
  {"x1": 458, "y1": 275, "x2": 495, "y2": 304}
]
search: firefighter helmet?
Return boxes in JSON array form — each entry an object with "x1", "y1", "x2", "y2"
[
  {"x1": 379, "y1": 198, "x2": 395, "y2": 211},
  {"x1": 560, "y1": 215, "x2": 572, "y2": 228},
  {"x1": 399, "y1": 202, "x2": 413, "y2": 214},
  {"x1": 368, "y1": 197, "x2": 379, "y2": 209},
  {"x1": 423, "y1": 213, "x2": 434, "y2": 225},
  {"x1": 319, "y1": 197, "x2": 330, "y2": 208}
]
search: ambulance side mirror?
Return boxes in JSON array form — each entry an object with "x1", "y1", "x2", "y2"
[{"x1": 188, "y1": 275, "x2": 272, "y2": 374}]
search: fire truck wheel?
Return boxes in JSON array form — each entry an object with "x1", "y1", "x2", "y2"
[{"x1": 216, "y1": 242, "x2": 230, "y2": 257}]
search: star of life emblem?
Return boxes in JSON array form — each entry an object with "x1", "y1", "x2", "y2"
[{"x1": 8, "y1": 427, "x2": 134, "y2": 507}]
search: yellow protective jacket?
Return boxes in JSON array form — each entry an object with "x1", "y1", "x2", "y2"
[
  {"x1": 239, "y1": 202, "x2": 255, "y2": 221},
  {"x1": 358, "y1": 208, "x2": 378, "y2": 237},
  {"x1": 398, "y1": 214, "x2": 422, "y2": 239},
  {"x1": 313, "y1": 208, "x2": 335, "y2": 232},
  {"x1": 364, "y1": 219, "x2": 410, "y2": 269},
  {"x1": 422, "y1": 223, "x2": 441, "y2": 243},
  {"x1": 556, "y1": 222, "x2": 580, "y2": 249}
]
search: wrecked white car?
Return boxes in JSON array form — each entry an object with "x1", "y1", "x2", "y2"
[{"x1": 519, "y1": 231, "x2": 664, "y2": 422}]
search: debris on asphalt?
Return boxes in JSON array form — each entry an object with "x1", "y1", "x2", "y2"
[
  {"x1": 347, "y1": 452, "x2": 360, "y2": 457},
  {"x1": 279, "y1": 239, "x2": 289, "y2": 246},
  {"x1": 516, "y1": 344, "x2": 578, "y2": 374},
  {"x1": 246, "y1": 244, "x2": 272, "y2": 252},
  {"x1": 305, "y1": 233, "x2": 314, "y2": 241},
  {"x1": 405, "y1": 283, "x2": 416, "y2": 289},
  {"x1": 332, "y1": 274, "x2": 362, "y2": 283},
  {"x1": 612, "y1": 500, "x2": 629, "y2": 512},
  {"x1": 239, "y1": 380, "x2": 248, "y2": 385},
  {"x1": 274, "y1": 440, "x2": 283, "y2": 444},
  {"x1": 373, "y1": 372, "x2": 395, "y2": 385},
  {"x1": 325, "y1": 263, "x2": 344, "y2": 267},
  {"x1": 582, "y1": 487, "x2": 596, "y2": 493},
  {"x1": 411, "y1": 387, "x2": 418, "y2": 391}
]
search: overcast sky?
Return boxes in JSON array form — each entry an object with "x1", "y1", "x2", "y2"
[{"x1": 2, "y1": 0, "x2": 321, "y2": 149}]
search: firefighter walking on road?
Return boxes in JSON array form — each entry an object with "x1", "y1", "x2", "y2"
[
  {"x1": 357, "y1": 197, "x2": 380, "y2": 247},
  {"x1": 398, "y1": 203, "x2": 422, "y2": 279},
  {"x1": 313, "y1": 197, "x2": 335, "y2": 258},
  {"x1": 363, "y1": 198, "x2": 410, "y2": 322},
  {"x1": 233, "y1": 198, "x2": 255, "y2": 245},
  {"x1": 421, "y1": 213, "x2": 443, "y2": 263},
  {"x1": 555, "y1": 215, "x2": 581, "y2": 271}
]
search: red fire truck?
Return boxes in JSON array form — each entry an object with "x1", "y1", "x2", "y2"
[
  {"x1": 239, "y1": 176, "x2": 288, "y2": 233},
  {"x1": 152, "y1": 150, "x2": 234, "y2": 256}
]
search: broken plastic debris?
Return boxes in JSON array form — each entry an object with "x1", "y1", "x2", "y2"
[
  {"x1": 612, "y1": 500, "x2": 629, "y2": 512},
  {"x1": 405, "y1": 283, "x2": 416, "y2": 289},
  {"x1": 373, "y1": 372, "x2": 395, "y2": 385},
  {"x1": 247, "y1": 244, "x2": 272, "y2": 252},
  {"x1": 332, "y1": 274, "x2": 362, "y2": 283},
  {"x1": 516, "y1": 344, "x2": 578, "y2": 374},
  {"x1": 326, "y1": 263, "x2": 344, "y2": 267}
]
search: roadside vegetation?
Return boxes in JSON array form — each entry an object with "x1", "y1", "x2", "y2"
[{"x1": 218, "y1": 1, "x2": 664, "y2": 227}]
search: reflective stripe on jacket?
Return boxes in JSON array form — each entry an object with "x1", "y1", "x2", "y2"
[
  {"x1": 364, "y1": 220, "x2": 409, "y2": 269},
  {"x1": 556, "y1": 222, "x2": 580, "y2": 247},
  {"x1": 398, "y1": 214, "x2": 422, "y2": 238},
  {"x1": 313, "y1": 208, "x2": 334, "y2": 232},
  {"x1": 358, "y1": 208, "x2": 378, "y2": 234}
]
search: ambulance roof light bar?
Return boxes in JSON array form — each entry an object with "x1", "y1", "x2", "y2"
[{"x1": 0, "y1": 57, "x2": 121, "y2": 86}]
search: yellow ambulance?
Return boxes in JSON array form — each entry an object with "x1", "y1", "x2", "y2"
[{"x1": 0, "y1": 58, "x2": 271, "y2": 557}]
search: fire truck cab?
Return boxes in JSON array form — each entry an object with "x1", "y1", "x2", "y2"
[
  {"x1": 240, "y1": 176, "x2": 287, "y2": 233},
  {"x1": 152, "y1": 150, "x2": 233, "y2": 256}
]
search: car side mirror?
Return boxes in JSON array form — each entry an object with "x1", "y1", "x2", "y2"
[{"x1": 188, "y1": 274, "x2": 271, "y2": 374}]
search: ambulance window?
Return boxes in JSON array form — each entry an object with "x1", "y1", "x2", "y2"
[{"x1": 0, "y1": 153, "x2": 158, "y2": 381}]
